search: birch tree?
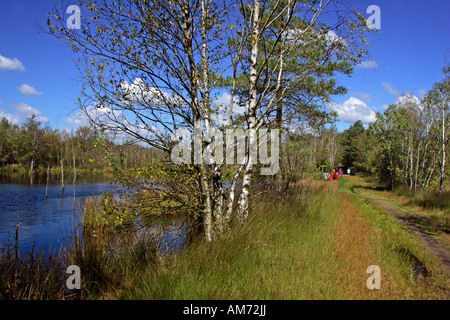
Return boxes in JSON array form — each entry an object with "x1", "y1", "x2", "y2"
[
  {"x1": 425, "y1": 63, "x2": 450, "y2": 196},
  {"x1": 46, "y1": 0, "x2": 373, "y2": 241},
  {"x1": 227, "y1": 0, "x2": 371, "y2": 219},
  {"x1": 47, "y1": 0, "x2": 230, "y2": 241}
]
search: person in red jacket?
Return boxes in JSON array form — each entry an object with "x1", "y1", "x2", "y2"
[{"x1": 330, "y1": 170, "x2": 339, "y2": 182}]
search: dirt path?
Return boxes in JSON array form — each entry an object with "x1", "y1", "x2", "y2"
[{"x1": 360, "y1": 195, "x2": 450, "y2": 277}]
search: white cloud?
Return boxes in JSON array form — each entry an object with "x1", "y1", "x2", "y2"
[
  {"x1": 66, "y1": 77, "x2": 176, "y2": 128},
  {"x1": 354, "y1": 92, "x2": 373, "y2": 103},
  {"x1": 0, "y1": 109, "x2": 20, "y2": 124},
  {"x1": 382, "y1": 81, "x2": 401, "y2": 97},
  {"x1": 330, "y1": 97, "x2": 377, "y2": 124},
  {"x1": 211, "y1": 92, "x2": 247, "y2": 126},
  {"x1": 66, "y1": 105, "x2": 124, "y2": 127},
  {"x1": 119, "y1": 78, "x2": 180, "y2": 106},
  {"x1": 283, "y1": 29, "x2": 347, "y2": 51},
  {"x1": 396, "y1": 93, "x2": 420, "y2": 108},
  {"x1": 2, "y1": 102, "x2": 49, "y2": 124},
  {"x1": 0, "y1": 54, "x2": 25, "y2": 72},
  {"x1": 67, "y1": 105, "x2": 125, "y2": 128},
  {"x1": 66, "y1": 104, "x2": 160, "y2": 145},
  {"x1": 17, "y1": 84, "x2": 43, "y2": 97},
  {"x1": 36, "y1": 115, "x2": 49, "y2": 123},
  {"x1": 66, "y1": 111, "x2": 87, "y2": 126},
  {"x1": 8, "y1": 103, "x2": 48, "y2": 122},
  {"x1": 416, "y1": 88, "x2": 427, "y2": 98},
  {"x1": 87, "y1": 104, "x2": 128, "y2": 124},
  {"x1": 325, "y1": 30, "x2": 347, "y2": 46},
  {"x1": 357, "y1": 60, "x2": 378, "y2": 69},
  {"x1": 10, "y1": 103, "x2": 42, "y2": 116}
]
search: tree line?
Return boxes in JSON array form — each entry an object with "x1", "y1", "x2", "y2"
[
  {"x1": 339, "y1": 64, "x2": 449, "y2": 196},
  {"x1": 0, "y1": 114, "x2": 163, "y2": 175}
]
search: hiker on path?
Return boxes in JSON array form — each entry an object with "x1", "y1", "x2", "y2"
[
  {"x1": 347, "y1": 168, "x2": 351, "y2": 176},
  {"x1": 338, "y1": 168, "x2": 343, "y2": 177},
  {"x1": 324, "y1": 168, "x2": 330, "y2": 180},
  {"x1": 330, "y1": 170, "x2": 339, "y2": 182}
]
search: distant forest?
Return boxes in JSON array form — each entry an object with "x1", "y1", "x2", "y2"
[{"x1": 0, "y1": 114, "x2": 164, "y2": 175}]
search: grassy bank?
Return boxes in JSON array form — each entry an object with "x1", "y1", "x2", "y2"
[
  {"x1": 342, "y1": 175, "x2": 449, "y2": 227},
  {"x1": 339, "y1": 176, "x2": 449, "y2": 298},
  {"x1": 0, "y1": 244, "x2": 68, "y2": 299},
  {"x1": 0, "y1": 191, "x2": 160, "y2": 300},
  {"x1": 2, "y1": 176, "x2": 448, "y2": 299},
  {"x1": 341, "y1": 176, "x2": 450, "y2": 252},
  {"x1": 118, "y1": 179, "x2": 448, "y2": 299},
  {"x1": 0, "y1": 164, "x2": 111, "y2": 176}
]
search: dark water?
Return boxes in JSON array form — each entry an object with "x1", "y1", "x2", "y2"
[
  {"x1": 0, "y1": 174, "x2": 121, "y2": 254},
  {"x1": 0, "y1": 174, "x2": 188, "y2": 256}
]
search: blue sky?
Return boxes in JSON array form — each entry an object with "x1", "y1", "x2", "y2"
[
  {"x1": 333, "y1": 0, "x2": 450, "y2": 130},
  {"x1": 0, "y1": 0, "x2": 449, "y2": 132}
]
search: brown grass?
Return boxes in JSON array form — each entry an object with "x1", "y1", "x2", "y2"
[{"x1": 332, "y1": 192, "x2": 379, "y2": 298}]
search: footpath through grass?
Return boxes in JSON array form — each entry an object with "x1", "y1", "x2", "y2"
[
  {"x1": 341, "y1": 175, "x2": 450, "y2": 252},
  {"x1": 118, "y1": 178, "x2": 449, "y2": 300}
]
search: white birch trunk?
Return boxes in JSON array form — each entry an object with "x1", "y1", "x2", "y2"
[
  {"x1": 237, "y1": 0, "x2": 260, "y2": 222},
  {"x1": 438, "y1": 107, "x2": 446, "y2": 196},
  {"x1": 181, "y1": 1, "x2": 213, "y2": 241}
]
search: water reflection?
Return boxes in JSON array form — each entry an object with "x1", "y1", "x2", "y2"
[
  {"x1": 0, "y1": 174, "x2": 189, "y2": 256},
  {"x1": 136, "y1": 217, "x2": 189, "y2": 255},
  {"x1": 0, "y1": 174, "x2": 119, "y2": 254}
]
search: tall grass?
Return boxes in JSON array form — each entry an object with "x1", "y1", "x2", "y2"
[
  {"x1": 0, "y1": 165, "x2": 112, "y2": 177},
  {"x1": 2, "y1": 177, "x2": 448, "y2": 300},
  {"x1": 0, "y1": 191, "x2": 162, "y2": 300},
  {"x1": 62, "y1": 192, "x2": 163, "y2": 299},
  {"x1": 344, "y1": 191, "x2": 449, "y2": 299},
  {"x1": 341, "y1": 175, "x2": 450, "y2": 230},
  {"x1": 123, "y1": 179, "x2": 449, "y2": 300},
  {"x1": 0, "y1": 244, "x2": 68, "y2": 299},
  {"x1": 123, "y1": 182, "x2": 350, "y2": 299},
  {"x1": 0, "y1": 164, "x2": 28, "y2": 175},
  {"x1": 393, "y1": 186, "x2": 450, "y2": 211}
]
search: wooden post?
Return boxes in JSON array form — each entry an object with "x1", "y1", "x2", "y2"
[
  {"x1": 72, "y1": 143, "x2": 77, "y2": 178},
  {"x1": 15, "y1": 222, "x2": 22, "y2": 260},
  {"x1": 46, "y1": 165, "x2": 50, "y2": 199},
  {"x1": 61, "y1": 159, "x2": 65, "y2": 191}
]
